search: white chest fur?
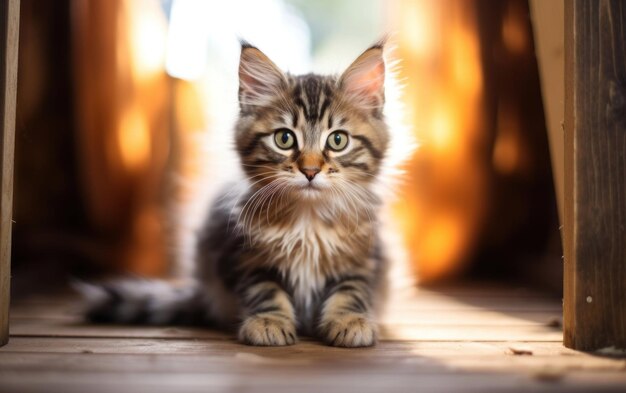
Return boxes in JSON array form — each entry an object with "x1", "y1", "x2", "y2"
[{"x1": 253, "y1": 210, "x2": 351, "y2": 309}]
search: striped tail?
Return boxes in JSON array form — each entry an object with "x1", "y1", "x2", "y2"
[{"x1": 75, "y1": 279, "x2": 209, "y2": 325}]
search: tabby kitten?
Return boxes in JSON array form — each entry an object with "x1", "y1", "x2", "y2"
[{"x1": 85, "y1": 41, "x2": 391, "y2": 347}]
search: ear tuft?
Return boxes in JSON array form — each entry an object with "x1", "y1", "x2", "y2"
[
  {"x1": 238, "y1": 44, "x2": 286, "y2": 108},
  {"x1": 239, "y1": 38, "x2": 256, "y2": 50},
  {"x1": 339, "y1": 43, "x2": 386, "y2": 110}
]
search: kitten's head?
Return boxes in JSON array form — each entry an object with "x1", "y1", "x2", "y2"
[{"x1": 235, "y1": 41, "x2": 389, "y2": 204}]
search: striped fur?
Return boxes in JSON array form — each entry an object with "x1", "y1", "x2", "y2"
[{"x1": 82, "y1": 41, "x2": 392, "y2": 348}]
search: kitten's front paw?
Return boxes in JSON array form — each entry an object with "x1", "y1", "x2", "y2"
[
  {"x1": 239, "y1": 315, "x2": 297, "y2": 346},
  {"x1": 321, "y1": 314, "x2": 377, "y2": 348}
]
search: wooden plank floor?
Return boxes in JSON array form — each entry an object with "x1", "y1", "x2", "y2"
[{"x1": 1, "y1": 283, "x2": 625, "y2": 393}]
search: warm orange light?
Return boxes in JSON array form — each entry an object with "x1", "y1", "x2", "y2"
[
  {"x1": 418, "y1": 215, "x2": 465, "y2": 281},
  {"x1": 493, "y1": 105, "x2": 521, "y2": 175},
  {"x1": 493, "y1": 130, "x2": 519, "y2": 175},
  {"x1": 173, "y1": 79, "x2": 210, "y2": 195},
  {"x1": 429, "y1": 103, "x2": 457, "y2": 152},
  {"x1": 451, "y1": 27, "x2": 483, "y2": 97},
  {"x1": 391, "y1": 0, "x2": 487, "y2": 283},
  {"x1": 117, "y1": 108, "x2": 151, "y2": 172},
  {"x1": 126, "y1": 204, "x2": 166, "y2": 276},
  {"x1": 501, "y1": 1, "x2": 528, "y2": 55}
]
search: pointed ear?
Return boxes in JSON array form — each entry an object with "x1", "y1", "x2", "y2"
[
  {"x1": 339, "y1": 44, "x2": 385, "y2": 110},
  {"x1": 238, "y1": 43, "x2": 287, "y2": 108}
]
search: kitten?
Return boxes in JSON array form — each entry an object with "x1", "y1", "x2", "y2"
[{"x1": 84, "y1": 40, "x2": 391, "y2": 347}]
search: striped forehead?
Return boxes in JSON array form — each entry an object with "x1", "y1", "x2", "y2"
[{"x1": 290, "y1": 74, "x2": 336, "y2": 125}]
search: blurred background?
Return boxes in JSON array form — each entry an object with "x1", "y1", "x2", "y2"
[{"x1": 11, "y1": 0, "x2": 561, "y2": 297}]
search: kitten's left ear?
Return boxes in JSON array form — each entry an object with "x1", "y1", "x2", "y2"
[
  {"x1": 339, "y1": 43, "x2": 385, "y2": 111},
  {"x1": 238, "y1": 41, "x2": 287, "y2": 108}
]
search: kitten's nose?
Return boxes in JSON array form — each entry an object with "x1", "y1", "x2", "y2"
[{"x1": 300, "y1": 167, "x2": 321, "y2": 181}]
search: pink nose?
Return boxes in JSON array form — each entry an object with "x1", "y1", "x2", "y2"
[{"x1": 300, "y1": 167, "x2": 321, "y2": 181}]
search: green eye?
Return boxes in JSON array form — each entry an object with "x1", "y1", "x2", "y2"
[
  {"x1": 274, "y1": 129, "x2": 296, "y2": 150},
  {"x1": 326, "y1": 131, "x2": 349, "y2": 152}
]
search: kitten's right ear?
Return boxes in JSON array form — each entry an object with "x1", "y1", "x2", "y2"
[
  {"x1": 238, "y1": 42, "x2": 286, "y2": 107},
  {"x1": 339, "y1": 42, "x2": 386, "y2": 111}
]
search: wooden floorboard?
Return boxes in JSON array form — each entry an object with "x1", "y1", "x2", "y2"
[
  {"x1": 8, "y1": 319, "x2": 564, "y2": 342},
  {"x1": 1, "y1": 284, "x2": 624, "y2": 393}
]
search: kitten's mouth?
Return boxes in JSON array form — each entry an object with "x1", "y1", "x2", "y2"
[
  {"x1": 302, "y1": 183, "x2": 320, "y2": 190},
  {"x1": 298, "y1": 182, "x2": 323, "y2": 195}
]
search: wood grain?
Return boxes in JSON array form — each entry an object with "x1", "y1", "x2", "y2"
[
  {"x1": 2, "y1": 287, "x2": 625, "y2": 393},
  {"x1": 0, "y1": 0, "x2": 20, "y2": 348},
  {"x1": 8, "y1": 318, "x2": 563, "y2": 342},
  {"x1": 7, "y1": 289, "x2": 564, "y2": 342},
  {"x1": 1, "y1": 340, "x2": 623, "y2": 373},
  {"x1": 564, "y1": 0, "x2": 626, "y2": 351}
]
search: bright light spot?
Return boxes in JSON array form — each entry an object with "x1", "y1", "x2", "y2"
[
  {"x1": 118, "y1": 109, "x2": 151, "y2": 171},
  {"x1": 402, "y1": 1, "x2": 436, "y2": 56},
  {"x1": 419, "y1": 215, "x2": 465, "y2": 282},
  {"x1": 165, "y1": 0, "x2": 211, "y2": 80},
  {"x1": 451, "y1": 27, "x2": 482, "y2": 97},
  {"x1": 129, "y1": 0, "x2": 168, "y2": 80},
  {"x1": 430, "y1": 106, "x2": 456, "y2": 151},
  {"x1": 394, "y1": 1, "x2": 489, "y2": 282},
  {"x1": 166, "y1": 0, "x2": 311, "y2": 80}
]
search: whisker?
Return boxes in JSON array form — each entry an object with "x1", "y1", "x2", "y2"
[
  {"x1": 264, "y1": 180, "x2": 288, "y2": 225},
  {"x1": 238, "y1": 177, "x2": 286, "y2": 237},
  {"x1": 228, "y1": 173, "x2": 285, "y2": 226},
  {"x1": 334, "y1": 178, "x2": 377, "y2": 233}
]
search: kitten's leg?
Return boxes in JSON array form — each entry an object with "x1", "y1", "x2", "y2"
[
  {"x1": 318, "y1": 276, "x2": 377, "y2": 347},
  {"x1": 238, "y1": 280, "x2": 297, "y2": 346}
]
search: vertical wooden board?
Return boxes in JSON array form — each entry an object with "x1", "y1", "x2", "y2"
[
  {"x1": 0, "y1": 0, "x2": 20, "y2": 345},
  {"x1": 563, "y1": 0, "x2": 575, "y2": 351},
  {"x1": 564, "y1": 0, "x2": 626, "y2": 351},
  {"x1": 0, "y1": 0, "x2": 20, "y2": 347},
  {"x1": 529, "y1": 0, "x2": 565, "y2": 226}
]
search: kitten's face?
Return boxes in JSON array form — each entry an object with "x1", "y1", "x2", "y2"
[{"x1": 235, "y1": 43, "x2": 388, "y2": 203}]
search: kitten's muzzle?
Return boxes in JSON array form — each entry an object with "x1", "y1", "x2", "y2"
[{"x1": 299, "y1": 167, "x2": 321, "y2": 182}]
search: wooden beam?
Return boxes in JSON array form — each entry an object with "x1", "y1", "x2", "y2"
[
  {"x1": 529, "y1": 0, "x2": 565, "y2": 226},
  {"x1": 0, "y1": 0, "x2": 20, "y2": 347},
  {"x1": 564, "y1": 0, "x2": 626, "y2": 351}
]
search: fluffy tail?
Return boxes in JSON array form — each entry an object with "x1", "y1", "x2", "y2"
[{"x1": 75, "y1": 279, "x2": 209, "y2": 325}]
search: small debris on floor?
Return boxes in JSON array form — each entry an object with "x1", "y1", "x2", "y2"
[
  {"x1": 546, "y1": 317, "x2": 562, "y2": 328},
  {"x1": 80, "y1": 349, "x2": 93, "y2": 354},
  {"x1": 508, "y1": 345, "x2": 533, "y2": 356}
]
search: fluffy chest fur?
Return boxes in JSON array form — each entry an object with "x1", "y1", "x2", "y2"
[{"x1": 244, "y1": 207, "x2": 373, "y2": 309}]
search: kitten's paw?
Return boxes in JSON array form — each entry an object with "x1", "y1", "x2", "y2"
[
  {"x1": 238, "y1": 315, "x2": 297, "y2": 346},
  {"x1": 322, "y1": 314, "x2": 377, "y2": 348}
]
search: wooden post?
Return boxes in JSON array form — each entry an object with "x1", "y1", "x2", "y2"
[
  {"x1": 0, "y1": 0, "x2": 20, "y2": 347},
  {"x1": 529, "y1": 0, "x2": 565, "y2": 226},
  {"x1": 564, "y1": 0, "x2": 626, "y2": 351}
]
